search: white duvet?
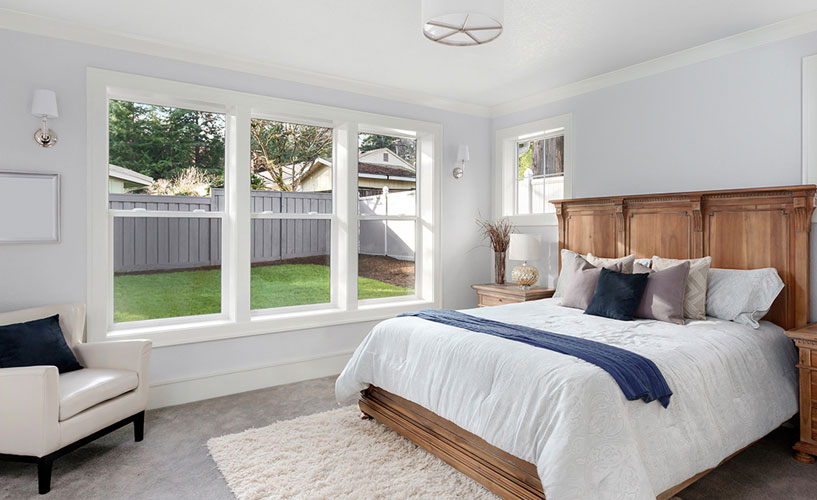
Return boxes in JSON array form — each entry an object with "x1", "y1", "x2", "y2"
[{"x1": 335, "y1": 299, "x2": 798, "y2": 500}]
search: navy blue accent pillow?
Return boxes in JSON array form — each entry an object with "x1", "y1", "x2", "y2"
[
  {"x1": 585, "y1": 268, "x2": 649, "y2": 321},
  {"x1": 0, "y1": 315, "x2": 82, "y2": 373}
]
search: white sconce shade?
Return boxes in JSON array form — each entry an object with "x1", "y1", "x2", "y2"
[
  {"x1": 31, "y1": 89, "x2": 59, "y2": 118},
  {"x1": 422, "y1": 0, "x2": 503, "y2": 46},
  {"x1": 457, "y1": 145, "x2": 470, "y2": 162},
  {"x1": 509, "y1": 234, "x2": 541, "y2": 261},
  {"x1": 31, "y1": 88, "x2": 59, "y2": 147}
]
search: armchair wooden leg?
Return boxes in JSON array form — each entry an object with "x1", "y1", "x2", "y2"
[
  {"x1": 37, "y1": 459, "x2": 52, "y2": 495},
  {"x1": 134, "y1": 411, "x2": 145, "y2": 442}
]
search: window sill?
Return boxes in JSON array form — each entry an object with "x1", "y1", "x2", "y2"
[{"x1": 102, "y1": 299, "x2": 439, "y2": 348}]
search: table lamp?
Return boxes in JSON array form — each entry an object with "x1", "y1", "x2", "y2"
[{"x1": 509, "y1": 234, "x2": 540, "y2": 288}]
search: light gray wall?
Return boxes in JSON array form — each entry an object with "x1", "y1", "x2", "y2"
[
  {"x1": 493, "y1": 30, "x2": 817, "y2": 318},
  {"x1": 6, "y1": 24, "x2": 817, "y2": 388},
  {"x1": 0, "y1": 28, "x2": 492, "y2": 384}
]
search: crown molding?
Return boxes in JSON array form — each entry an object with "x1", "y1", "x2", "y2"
[
  {"x1": 0, "y1": 8, "x2": 493, "y2": 118},
  {"x1": 490, "y1": 10, "x2": 817, "y2": 118}
]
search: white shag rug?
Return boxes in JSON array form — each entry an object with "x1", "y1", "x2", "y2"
[{"x1": 207, "y1": 405, "x2": 499, "y2": 500}]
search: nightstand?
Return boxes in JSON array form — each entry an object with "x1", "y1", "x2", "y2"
[
  {"x1": 785, "y1": 323, "x2": 817, "y2": 464},
  {"x1": 471, "y1": 284, "x2": 554, "y2": 307}
]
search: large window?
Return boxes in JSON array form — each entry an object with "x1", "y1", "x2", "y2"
[
  {"x1": 249, "y1": 118, "x2": 334, "y2": 311},
  {"x1": 108, "y1": 100, "x2": 226, "y2": 323},
  {"x1": 495, "y1": 114, "x2": 572, "y2": 225},
  {"x1": 357, "y1": 132, "x2": 417, "y2": 301},
  {"x1": 87, "y1": 70, "x2": 441, "y2": 345}
]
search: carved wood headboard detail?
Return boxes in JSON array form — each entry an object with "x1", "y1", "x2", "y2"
[{"x1": 552, "y1": 185, "x2": 816, "y2": 330}]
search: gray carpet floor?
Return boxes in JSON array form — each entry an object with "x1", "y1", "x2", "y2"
[{"x1": 1, "y1": 375, "x2": 815, "y2": 500}]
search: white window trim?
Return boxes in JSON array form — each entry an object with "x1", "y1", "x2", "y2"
[
  {"x1": 87, "y1": 68, "x2": 442, "y2": 347},
  {"x1": 494, "y1": 113, "x2": 573, "y2": 226}
]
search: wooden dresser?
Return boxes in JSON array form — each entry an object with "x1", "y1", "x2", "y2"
[
  {"x1": 471, "y1": 283, "x2": 554, "y2": 307},
  {"x1": 785, "y1": 323, "x2": 817, "y2": 464}
]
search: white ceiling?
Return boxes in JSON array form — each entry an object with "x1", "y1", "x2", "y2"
[{"x1": 2, "y1": 0, "x2": 817, "y2": 109}]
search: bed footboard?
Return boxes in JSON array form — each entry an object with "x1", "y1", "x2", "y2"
[
  {"x1": 359, "y1": 385, "x2": 751, "y2": 500},
  {"x1": 358, "y1": 386, "x2": 545, "y2": 500}
]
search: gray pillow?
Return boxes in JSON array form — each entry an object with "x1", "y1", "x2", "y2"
[
  {"x1": 652, "y1": 256, "x2": 711, "y2": 320},
  {"x1": 561, "y1": 256, "x2": 622, "y2": 310},
  {"x1": 706, "y1": 268, "x2": 784, "y2": 328},
  {"x1": 633, "y1": 261, "x2": 690, "y2": 325}
]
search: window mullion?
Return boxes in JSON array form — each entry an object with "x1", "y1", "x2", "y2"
[
  {"x1": 225, "y1": 105, "x2": 252, "y2": 323},
  {"x1": 334, "y1": 122, "x2": 358, "y2": 311}
]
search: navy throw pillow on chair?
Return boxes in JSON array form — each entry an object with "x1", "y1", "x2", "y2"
[
  {"x1": 585, "y1": 268, "x2": 649, "y2": 321},
  {"x1": 0, "y1": 314, "x2": 82, "y2": 373}
]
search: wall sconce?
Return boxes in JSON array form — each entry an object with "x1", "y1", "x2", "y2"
[
  {"x1": 31, "y1": 89, "x2": 59, "y2": 148},
  {"x1": 454, "y1": 144, "x2": 469, "y2": 179}
]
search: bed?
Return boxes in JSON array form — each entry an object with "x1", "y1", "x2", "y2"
[{"x1": 335, "y1": 185, "x2": 816, "y2": 500}]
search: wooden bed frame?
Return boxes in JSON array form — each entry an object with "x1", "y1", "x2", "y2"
[{"x1": 359, "y1": 185, "x2": 816, "y2": 499}]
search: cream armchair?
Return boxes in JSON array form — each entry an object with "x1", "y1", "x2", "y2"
[{"x1": 0, "y1": 303, "x2": 151, "y2": 494}]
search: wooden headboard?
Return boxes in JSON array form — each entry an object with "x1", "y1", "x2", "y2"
[{"x1": 552, "y1": 185, "x2": 816, "y2": 330}]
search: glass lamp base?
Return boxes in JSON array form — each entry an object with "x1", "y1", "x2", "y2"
[{"x1": 511, "y1": 264, "x2": 538, "y2": 288}]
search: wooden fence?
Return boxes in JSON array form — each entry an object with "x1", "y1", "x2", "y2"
[{"x1": 111, "y1": 189, "x2": 330, "y2": 273}]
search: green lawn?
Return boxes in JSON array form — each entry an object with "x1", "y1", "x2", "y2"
[{"x1": 114, "y1": 264, "x2": 412, "y2": 322}]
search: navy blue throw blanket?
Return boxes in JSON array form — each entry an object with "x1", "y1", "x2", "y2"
[{"x1": 398, "y1": 309, "x2": 672, "y2": 408}]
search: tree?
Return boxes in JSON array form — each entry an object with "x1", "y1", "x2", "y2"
[
  {"x1": 517, "y1": 139, "x2": 545, "y2": 178},
  {"x1": 359, "y1": 134, "x2": 416, "y2": 165},
  {"x1": 108, "y1": 100, "x2": 154, "y2": 174},
  {"x1": 250, "y1": 119, "x2": 333, "y2": 191},
  {"x1": 108, "y1": 100, "x2": 225, "y2": 182}
]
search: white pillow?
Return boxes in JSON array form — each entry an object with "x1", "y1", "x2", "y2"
[
  {"x1": 634, "y1": 258, "x2": 652, "y2": 269},
  {"x1": 705, "y1": 268, "x2": 784, "y2": 328},
  {"x1": 586, "y1": 253, "x2": 635, "y2": 273},
  {"x1": 553, "y1": 249, "x2": 581, "y2": 298}
]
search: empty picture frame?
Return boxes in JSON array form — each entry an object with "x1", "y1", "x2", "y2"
[{"x1": 0, "y1": 171, "x2": 60, "y2": 243}]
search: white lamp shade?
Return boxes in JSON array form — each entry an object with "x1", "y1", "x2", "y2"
[
  {"x1": 422, "y1": 0, "x2": 503, "y2": 46},
  {"x1": 457, "y1": 145, "x2": 470, "y2": 162},
  {"x1": 31, "y1": 89, "x2": 59, "y2": 118},
  {"x1": 509, "y1": 234, "x2": 540, "y2": 261}
]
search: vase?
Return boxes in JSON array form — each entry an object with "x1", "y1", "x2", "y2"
[{"x1": 494, "y1": 250, "x2": 506, "y2": 285}]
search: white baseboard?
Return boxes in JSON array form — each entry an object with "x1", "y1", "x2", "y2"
[{"x1": 147, "y1": 350, "x2": 354, "y2": 409}]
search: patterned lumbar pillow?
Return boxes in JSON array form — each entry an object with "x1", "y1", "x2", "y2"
[
  {"x1": 586, "y1": 253, "x2": 636, "y2": 274},
  {"x1": 652, "y1": 256, "x2": 712, "y2": 320}
]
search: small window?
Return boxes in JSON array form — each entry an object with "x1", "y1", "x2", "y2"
[
  {"x1": 515, "y1": 134, "x2": 564, "y2": 215},
  {"x1": 496, "y1": 114, "x2": 571, "y2": 224},
  {"x1": 383, "y1": 152, "x2": 389, "y2": 162}
]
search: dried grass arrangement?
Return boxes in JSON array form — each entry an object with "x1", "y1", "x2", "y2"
[{"x1": 476, "y1": 217, "x2": 514, "y2": 284}]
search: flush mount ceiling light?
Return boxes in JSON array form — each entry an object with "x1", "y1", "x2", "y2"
[{"x1": 422, "y1": 0, "x2": 503, "y2": 47}]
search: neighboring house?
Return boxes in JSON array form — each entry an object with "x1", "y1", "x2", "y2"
[
  {"x1": 291, "y1": 148, "x2": 415, "y2": 195},
  {"x1": 108, "y1": 164, "x2": 154, "y2": 193},
  {"x1": 255, "y1": 157, "x2": 332, "y2": 192},
  {"x1": 356, "y1": 148, "x2": 416, "y2": 196}
]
